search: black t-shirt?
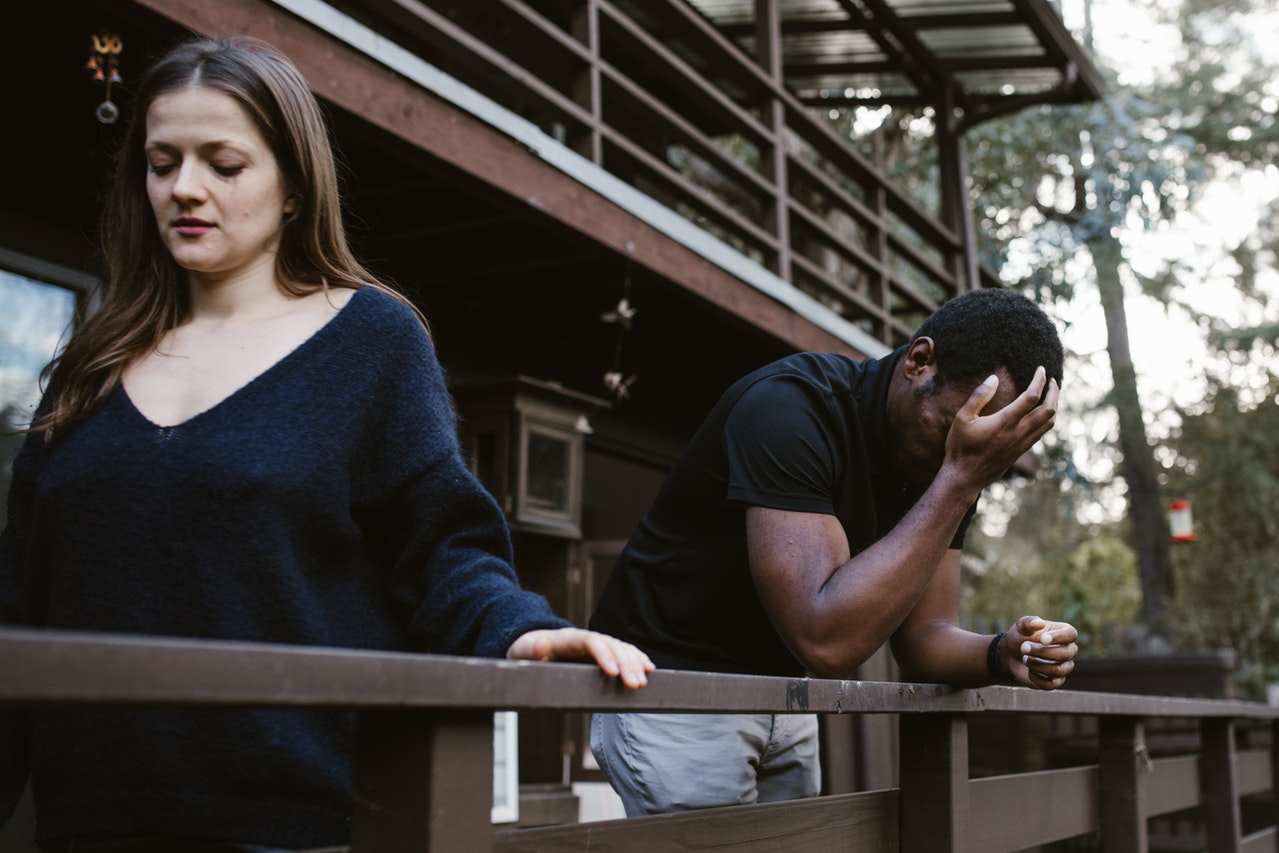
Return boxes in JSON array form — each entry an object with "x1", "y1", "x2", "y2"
[{"x1": 590, "y1": 347, "x2": 977, "y2": 677}]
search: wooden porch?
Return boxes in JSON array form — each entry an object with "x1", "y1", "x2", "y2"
[{"x1": 3, "y1": 628, "x2": 1276, "y2": 852}]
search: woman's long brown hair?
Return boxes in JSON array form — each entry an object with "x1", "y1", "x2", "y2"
[{"x1": 33, "y1": 36, "x2": 424, "y2": 438}]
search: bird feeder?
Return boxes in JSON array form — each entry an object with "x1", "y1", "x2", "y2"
[
  {"x1": 453, "y1": 376, "x2": 609, "y2": 539},
  {"x1": 1169, "y1": 499, "x2": 1197, "y2": 543}
]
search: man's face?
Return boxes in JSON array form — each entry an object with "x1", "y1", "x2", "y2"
[{"x1": 889, "y1": 341, "x2": 1019, "y2": 486}]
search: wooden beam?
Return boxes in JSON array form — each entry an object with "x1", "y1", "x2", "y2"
[
  {"x1": 132, "y1": 0, "x2": 857, "y2": 357},
  {"x1": 901, "y1": 12, "x2": 1023, "y2": 30},
  {"x1": 1099, "y1": 717, "x2": 1148, "y2": 852},
  {"x1": 1237, "y1": 747, "x2": 1274, "y2": 796},
  {"x1": 937, "y1": 83, "x2": 980, "y2": 290},
  {"x1": 1144, "y1": 754, "x2": 1200, "y2": 817},
  {"x1": 597, "y1": 0, "x2": 774, "y2": 147},
  {"x1": 756, "y1": 0, "x2": 792, "y2": 281},
  {"x1": 495, "y1": 788, "x2": 898, "y2": 851},
  {"x1": 720, "y1": 17, "x2": 860, "y2": 37},
  {"x1": 1203, "y1": 719, "x2": 1244, "y2": 853},
  {"x1": 1243, "y1": 827, "x2": 1279, "y2": 853},
  {"x1": 569, "y1": 0, "x2": 602, "y2": 163},
  {"x1": 352, "y1": 710, "x2": 494, "y2": 852},
  {"x1": 785, "y1": 59, "x2": 900, "y2": 77},
  {"x1": 7, "y1": 627, "x2": 1279, "y2": 718},
  {"x1": 969, "y1": 766, "x2": 1098, "y2": 851},
  {"x1": 821, "y1": 714, "x2": 858, "y2": 795},
  {"x1": 899, "y1": 715, "x2": 968, "y2": 853}
]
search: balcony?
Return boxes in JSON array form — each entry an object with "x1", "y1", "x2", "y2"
[{"x1": 317, "y1": 0, "x2": 1102, "y2": 349}]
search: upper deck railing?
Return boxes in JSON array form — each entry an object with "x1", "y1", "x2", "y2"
[
  {"x1": 340, "y1": 0, "x2": 1009, "y2": 348},
  {"x1": 3, "y1": 627, "x2": 1276, "y2": 852}
]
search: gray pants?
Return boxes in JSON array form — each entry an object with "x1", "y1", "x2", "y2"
[{"x1": 590, "y1": 712, "x2": 821, "y2": 816}]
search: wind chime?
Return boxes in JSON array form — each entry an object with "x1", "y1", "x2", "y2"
[
  {"x1": 86, "y1": 32, "x2": 124, "y2": 124},
  {"x1": 600, "y1": 262, "x2": 639, "y2": 401}
]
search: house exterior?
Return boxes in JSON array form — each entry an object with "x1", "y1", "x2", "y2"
[{"x1": 0, "y1": 0, "x2": 1100, "y2": 836}]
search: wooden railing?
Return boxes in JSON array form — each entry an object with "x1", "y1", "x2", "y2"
[
  {"x1": 3, "y1": 628, "x2": 1277, "y2": 852},
  {"x1": 356, "y1": 0, "x2": 978, "y2": 346}
]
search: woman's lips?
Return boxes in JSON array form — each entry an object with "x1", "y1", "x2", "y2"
[{"x1": 174, "y1": 219, "x2": 215, "y2": 237}]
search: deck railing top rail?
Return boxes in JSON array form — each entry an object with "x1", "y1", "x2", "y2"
[{"x1": 4, "y1": 628, "x2": 1276, "y2": 720}]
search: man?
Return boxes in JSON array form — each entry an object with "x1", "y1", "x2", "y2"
[{"x1": 589, "y1": 289, "x2": 1078, "y2": 815}]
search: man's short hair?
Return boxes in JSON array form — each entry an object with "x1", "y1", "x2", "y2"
[{"x1": 912, "y1": 289, "x2": 1064, "y2": 393}]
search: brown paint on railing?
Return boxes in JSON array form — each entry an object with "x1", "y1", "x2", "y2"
[{"x1": 4, "y1": 629, "x2": 1278, "y2": 852}]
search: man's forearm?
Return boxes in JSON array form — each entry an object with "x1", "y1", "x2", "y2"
[
  {"x1": 893, "y1": 622, "x2": 1000, "y2": 688},
  {"x1": 804, "y1": 469, "x2": 979, "y2": 674}
]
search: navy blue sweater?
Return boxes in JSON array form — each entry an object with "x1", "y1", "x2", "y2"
[{"x1": 0, "y1": 287, "x2": 568, "y2": 846}]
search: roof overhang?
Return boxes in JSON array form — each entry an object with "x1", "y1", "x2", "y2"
[{"x1": 690, "y1": 0, "x2": 1104, "y2": 125}]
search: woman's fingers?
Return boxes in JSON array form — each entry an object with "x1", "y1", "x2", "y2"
[{"x1": 507, "y1": 628, "x2": 652, "y2": 689}]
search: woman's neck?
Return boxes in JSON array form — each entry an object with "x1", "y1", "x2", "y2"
[{"x1": 185, "y1": 252, "x2": 294, "y2": 322}]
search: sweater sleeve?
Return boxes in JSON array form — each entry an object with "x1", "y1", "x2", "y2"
[
  {"x1": 352, "y1": 303, "x2": 569, "y2": 657},
  {"x1": 1, "y1": 429, "x2": 38, "y2": 825}
]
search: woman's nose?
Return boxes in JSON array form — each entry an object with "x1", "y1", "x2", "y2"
[{"x1": 171, "y1": 161, "x2": 207, "y2": 203}]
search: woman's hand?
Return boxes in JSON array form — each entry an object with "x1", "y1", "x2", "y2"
[{"x1": 507, "y1": 627, "x2": 656, "y2": 689}]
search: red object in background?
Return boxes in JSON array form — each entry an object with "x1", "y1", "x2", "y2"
[{"x1": 1169, "y1": 498, "x2": 1197, "y2": 543}]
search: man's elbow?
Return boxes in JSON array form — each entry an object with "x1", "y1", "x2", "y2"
[{"x1": 793, "y1": 636, "x2": 877, "y2": 679}]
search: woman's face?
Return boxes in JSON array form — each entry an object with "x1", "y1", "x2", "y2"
[{"x1": 144, "y1": 85, "x2": 295, "y2": 279}]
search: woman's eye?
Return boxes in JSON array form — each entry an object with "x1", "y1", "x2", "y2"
[
  {"x1": 148, "y1": 163, "x2": 176, "y2": 176},
  {"x1": 213, "y1": 164, "x2": 246, "y2": 177}
]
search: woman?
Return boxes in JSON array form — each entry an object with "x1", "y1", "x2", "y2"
[{"x1": 0, "y1": 37, "x2": 652, "y2": 850}]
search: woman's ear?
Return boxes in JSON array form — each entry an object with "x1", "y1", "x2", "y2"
[{"x1": 282, "y1": 193, "x2": 301, "y2": 223}]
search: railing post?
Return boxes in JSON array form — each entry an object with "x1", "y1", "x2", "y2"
[
  {"x1": 754, "y1": 0, "x2": 791, "y2": 282},
  {"x1": 570, "y1": 0, "x2": 603, "y2": 163},
  {"x1": 1273, "y1": 720, "x2": 1279, "y2": 825},
  {"x1": 899, "y1": 714, "x2": 968, "y2": 853},
  {"x1": 936, "y1": 83, "x2": 979, "y2": 295},
  {"x1": 1099, "y1": 716, "x2": 1148, "y2": 853},
  {"x1": 352, "y1": 709, "x2": 495, "y2": 853},
  {"x1": 1202, "y1": 718, "x2": 1243, "y2": 853}
]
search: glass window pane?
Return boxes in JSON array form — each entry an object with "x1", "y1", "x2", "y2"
[
  {"x1": 525, "y1": 429, "x2": 570, "y2": 514},
  {"x1": 1, "y1": 268, "x2": 77, "y2": 521}
]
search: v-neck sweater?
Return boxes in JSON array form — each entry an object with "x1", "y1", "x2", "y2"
[{"x1": 0, "y1": 287, "x2": 568, "y2": 847}]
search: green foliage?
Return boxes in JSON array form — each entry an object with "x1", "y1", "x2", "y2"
[
  {"x1": 963, "y1": 476, "x2": 1142, "y2": 654},
  {"x1": 1166, "y1": 357, "x2": 1279, "y2": 698}
]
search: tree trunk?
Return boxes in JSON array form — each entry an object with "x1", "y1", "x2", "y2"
[{"x1": 1092, "y1": 234, "x2": 1174, "y2": 636}]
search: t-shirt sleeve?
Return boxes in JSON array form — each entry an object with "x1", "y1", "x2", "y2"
[
  {"x1": 352, "y1": 301, "x2": 569, "y2": 657},
  {"x1": 722, "y1": 376, "x2": 842, "y2": 515},
  {"x1": 949, "y1": 497, "x2": 980, "y2": 550}
]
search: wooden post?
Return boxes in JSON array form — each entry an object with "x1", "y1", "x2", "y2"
[
  {"x1": 352, "y1": 710, "x2": 495, "y2": 853},
  {"x1": 821, "y1": 714, "x2": 858, "y2": 794},
  {"x1": 936, "y1": 84, "x2": 979, "y2": 295},
  {"x1": 1202, "y1": 718, "x2": 1243, "y2": 853},
  {"x1": 1272, "y1": 720, "x2": 1279, "y2": 826},
  {"x1": 754, "y1": 0, "x2": 791, "y2": 282},
  {"x1": 899, "y1": 714, "x2": 968, "y2": 853},
  {"x1": 1099, "y1": 716, "x2": 1148, "y2": 853},
  {"x1": 570, "y1": 0, "x2": 603, "y2": 163},
  {"x1": 870, "y1": 133, "x2": 892, "y2": 344}
]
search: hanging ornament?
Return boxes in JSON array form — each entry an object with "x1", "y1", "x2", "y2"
[
  {"x1": 1169, "y1": 499, "x2": 1197, "y2": 543},
  {"x1": 601, "y1": 261, "x2": 639, "y2": 402},
  {"x1": 600, "y1": 297, "x2": 638, "y2": 331},
  {"x1": 602, "y1": 371, "x2": 637, "y2": 401},
  {"x1": 86, "y1": 32, "x2": 124, "y2": 124}
]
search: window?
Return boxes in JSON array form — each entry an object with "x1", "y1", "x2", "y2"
[{"x1": 0, "y1": 250, "x2": 94, "y2": 523}]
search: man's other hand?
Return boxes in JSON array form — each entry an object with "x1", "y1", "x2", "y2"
[
  {"x1": 1000, "y1": 615, "x2": 1078, "y2": 690},
  {"x1": 944, "y1": 367, "x2": 1059, "y2": 493}
]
